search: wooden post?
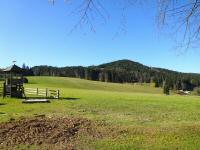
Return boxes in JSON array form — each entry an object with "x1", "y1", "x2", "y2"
[
  {"x1": 57, "y1": 90, "x2": 60, "y2": 99},
  {"x1": 3, "y1": 82, "x2": 5, "y2": 98},
  {"x1": 10, "y1": 73, "x2": 12, "y2": 97},
  {"x1": 37, "y1": 88, "x2": 39, "y2": 96},
  {"x1": 46, "y1": 88, "x2": 48, "y2": 98}
]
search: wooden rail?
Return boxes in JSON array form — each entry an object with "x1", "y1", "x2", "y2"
[
  {"x1": 24, "y1": 88, "x2": 60, "y2": 99},
  {"x1": 0, "y1": 86, "x2": 3, "y2": 97},
  {"x1": 0, "y1": 82, "x2": 4, "y2": 97}
]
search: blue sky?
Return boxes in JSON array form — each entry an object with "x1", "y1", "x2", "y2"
[{"x1": 0, "y1": 0, "x2": 199, "y2": 73}]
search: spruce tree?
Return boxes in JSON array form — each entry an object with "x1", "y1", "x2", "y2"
[{"x1": 163, "y1": 84, "x2": 170, "y2": 95}]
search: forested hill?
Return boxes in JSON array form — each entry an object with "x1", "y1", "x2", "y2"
[{"x1": 29, "y1": 59, "x2": 200, "y2": 91}]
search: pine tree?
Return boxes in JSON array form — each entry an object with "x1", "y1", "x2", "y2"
[{"x1": 163, "y1": 84, "x2": 170, "y2": 95}]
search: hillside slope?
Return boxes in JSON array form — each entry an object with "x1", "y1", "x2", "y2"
[
  {"x1": 26, "y1": 76, "x2": 162, "y2": 94},
  {"x1": 1, "y1": 76, "x2": 200, "y2": 149},
  {"x1": 29, "y1": 59, "x2": 200, "y2": 91}
]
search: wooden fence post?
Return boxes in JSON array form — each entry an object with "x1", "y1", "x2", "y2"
[
  {"x1": 57, "y1": 90, "x2": 60, "y2": 99},
  {"x1": 37, "y1": 88, "x2": 39, "y2": 96},
  {"x1": 3, "y1": 83, "x2": 5, "y2": 98},
  {"x1": 46, "y1": 88, "x2": 48, "y2": 98},
  {"x1": 22, "y1": 87, "x2": 60, "y2": 99}
]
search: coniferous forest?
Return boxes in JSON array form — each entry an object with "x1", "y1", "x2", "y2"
[{"x1": 21, "y1": 60, "x2": 200, "y2": 91}]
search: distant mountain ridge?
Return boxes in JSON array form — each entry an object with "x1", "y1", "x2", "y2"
[
  {"x1": 93, "y1": 59, "x2": 150, "y2": 72},
  {"x1": 28, "y1": 59, "x2": 200, "y2": 91},
  {"x1": 95, "y1": 59, "x2": 187, "y2": 74}
]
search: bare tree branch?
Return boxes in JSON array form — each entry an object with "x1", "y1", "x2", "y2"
[
  {"x1": 50, "y1": 0, "x2": 200, "y2": 50},
  {"x1": 158, "y1": 0, "x2": 200, "y2": 50}
]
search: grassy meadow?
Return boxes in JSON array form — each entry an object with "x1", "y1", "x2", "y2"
[{"x1": 1, "y1": 76, "x2": 200, "y2": 149}]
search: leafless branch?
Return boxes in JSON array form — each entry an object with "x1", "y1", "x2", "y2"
[
  {"x1": 50, "y1": 0, "x2": 200, "y2": 50},
  {"x1": 158, "y1": 0, "x2": 200, "y2": 50}
]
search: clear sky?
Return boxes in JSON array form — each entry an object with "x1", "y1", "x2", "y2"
[{"x1": 0, "y1": 0, "x2": 199, "y2": 73}]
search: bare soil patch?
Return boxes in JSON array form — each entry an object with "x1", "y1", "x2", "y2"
[{"x1": 0, "y1": 116, "x2": 99, "y2": 150}]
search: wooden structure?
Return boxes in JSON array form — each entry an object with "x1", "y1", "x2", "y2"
[
  {"x1": 0, "y1": 69, "x2": 3, "y2": 97},
  {"x1": 3, "y1": 65, "x2": 24, "y2": 98},
  {"x1": 177, "y1": 90, "x2": 190, "y2": 95},
  {"x1": 0, "y1": 65, "x2": 60, "y2": 100},
  {"x1": 0, "y1": 86, "x2": 3, "y2": 96},
  {"x1": 24, "y1": 87, "x2": 60, "y2": 99},
  {"x1": 0, "y1": 68, "x2": 3, "y2": 75},
  {"x1": 22, "y1": 99, "x2": 50, "y2": 103}
]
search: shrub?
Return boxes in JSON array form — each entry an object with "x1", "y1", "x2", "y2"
[
  {"x1": 163, "y1": 84, "x2": 170, "y2": 95},
  {"x1": 154, "y1": 81, "x2": 159, "y2": 88}
]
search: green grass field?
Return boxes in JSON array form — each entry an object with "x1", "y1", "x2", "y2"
[{"x1": 1, "y1": 76, "x2": 200, "y2": 149}]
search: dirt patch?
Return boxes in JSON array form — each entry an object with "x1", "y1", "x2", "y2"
[{"x1": 0, "y1": 116, "x2": 99, "y2": 150}]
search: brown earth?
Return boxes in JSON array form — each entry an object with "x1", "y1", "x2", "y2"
[{"x1": 0, "y1": 116, "x2": 101, "y2": 150}]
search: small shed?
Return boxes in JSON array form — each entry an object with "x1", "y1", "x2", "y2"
[{"x1": 3, "y1": 65, "x2": 24, "y2": 98}]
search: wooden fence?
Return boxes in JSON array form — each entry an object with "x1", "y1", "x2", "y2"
[
  {"x1": 24, "y1": 88, "x2": 60, "y2": 99},
  {"x1": 0, "y1": 86, "x2": 3, "y2": 97}
]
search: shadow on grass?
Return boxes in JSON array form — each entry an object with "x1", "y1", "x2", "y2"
[
  {"x1": 0, "y1": 112, "x2": 6, "y2": 115},
  {"x1": 24, "y1": 97, "x2": 80, "y2": 101},
  {"x1": 60, "y1": 97, "x2": 80, "y2": 101},
  {"x1": 0, "y1": 103, "x2": 6, "y2": 106},
  {"x1": 25, "y1": 97, "x2": 49, "y2": 100}
]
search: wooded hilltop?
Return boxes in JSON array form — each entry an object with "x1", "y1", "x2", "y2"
[{"x1": 20, "y1": 59, "x2": 200, "y2": 91}]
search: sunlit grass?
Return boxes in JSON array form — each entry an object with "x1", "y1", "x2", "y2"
[{"x1": 0, "y1": 76, "x2": 200, "y2": 149}]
